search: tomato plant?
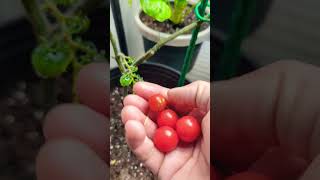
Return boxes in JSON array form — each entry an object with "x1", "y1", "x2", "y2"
[
  {"x1": 153, "y1": 126, "x2": 179, "y2": 153},
  {"x1": 176, "y1": 116, "x2": 201, "y2": 143},
  {"x1": 157, "y1": 109, "x2": 178, "y2": 128},
  {"x1": 148, "y1": 94, "x2": 167, "y2": 112},
  {"x1": 23, "y1": 0, "x2": 106, "y2": 102}
]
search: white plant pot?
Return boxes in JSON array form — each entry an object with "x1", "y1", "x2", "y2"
[
  {"x1": 134, "y1": 1, "x2": 210, "y2": 47},
  {"x1": 133, "y1": 0, "x2": 210, "y2": 72}
]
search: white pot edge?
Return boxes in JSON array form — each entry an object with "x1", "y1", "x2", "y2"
[{"x1": 134, "y1": 7, "x2": 210, "y2": 47}]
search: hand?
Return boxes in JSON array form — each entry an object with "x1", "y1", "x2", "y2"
[
  {"x1": 121, "y1": 81, "x2": 210, "y2": 180},
  {"x1": 36, "y1": 63, "x2": 109, "y2": 180},
  {"x1": 214, "y1": 60, "x2": 320, "y2": 179}
]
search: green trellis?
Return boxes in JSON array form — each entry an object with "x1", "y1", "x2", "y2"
[
  {"x1": 217, "y1": 0, "x2": 257, "y2": 80},
  {"x1": 178, "y1": 0, "x2": 210, "y2": 86}
]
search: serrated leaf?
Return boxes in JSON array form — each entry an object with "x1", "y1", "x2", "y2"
[{"x1": 141, "y1": 0, "x2": 172, "y2": 22}]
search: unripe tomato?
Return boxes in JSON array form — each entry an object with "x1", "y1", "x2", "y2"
[
  {"x1": 157, "y1": 109, "x2": 178, "y2": 128},
  {"x1": 120, "y1": 73, "x2": 133, "y2": 87},
  {"x1": 149, "y1": 94, "x2": 167, "y2": 112},
  {"x1": 32, "y1": 42, "x2": 71, "y2": 79},
  {"x1": 225, "y1": 171, "x2": 272, "y2": 180},
  {"x1": 176, "y1": 116, "x2": 201, "y2": 143},
  {"x1": 153, "y1": 126, "x2": 179, "y2": 153}
]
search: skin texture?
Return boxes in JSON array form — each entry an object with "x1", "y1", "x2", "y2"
[
  {"x1": 214, "y1": 60, "x2": 320, "y2": 180},
  {"x1": 122, "y1": 81, "x2": 210, "y2": 180},
  {"x1": 36, "y1": 63, "x2": 109, "y2": 180}
]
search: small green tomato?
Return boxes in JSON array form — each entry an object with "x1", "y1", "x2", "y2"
[
  {"x1": 32, "y1": 42, "x2": 72, "y2": 79},
  {"x1": 120, "y1": 74, "x2": 133, "y2": 87}
]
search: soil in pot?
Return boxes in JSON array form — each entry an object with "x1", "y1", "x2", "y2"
[
  {"x1": 110, "y1": 87, "x2": 154, "y2": 180},
  {"x1": 140, "y1": 10, "x2": 209, "y2": 34},
  {"x1": 0, "y1": 75, "x2": 72, "y2": 180}
]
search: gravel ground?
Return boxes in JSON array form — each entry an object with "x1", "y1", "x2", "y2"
[
  {"x1": 0, "y1": 77, "x2": 72, "y2": 180},
  {"x1": 110, "y1": 87, "x2": 154, "y2": 180}
]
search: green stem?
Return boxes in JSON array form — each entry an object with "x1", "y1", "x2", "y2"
[
  {"x1": 217, "y1": 0, "x2": 257, "y2": 80},
  {"x1": 178, "y1": 0, "x2": 208, "y2": 86},
  {"x1": 43, "y1": 78, "x2": 58, "y2": 109},
  {"x1": 21, "y1": 0, "x2": 48, "y2": 41},
  {"x1": 44, "y1": 0, "x2": 66, "y2": 23},
  {"x1": 170, "y1": 0, "x2": 188, "y2": 24},
  {"x1": 133, "y1": 21, "x2": 198, "y2": 66},
  {"x1": 71, "y1": 53, "x2": 81, "y2": 102},
  {"x1": 110, "y1": 31, "x2": 126, "y2": 73}
]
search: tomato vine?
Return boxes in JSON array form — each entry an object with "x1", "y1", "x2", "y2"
[{"x1": 23, "y1": 0, "x2": 106, "y2": 102}]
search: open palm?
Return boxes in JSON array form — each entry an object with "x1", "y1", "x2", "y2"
[{"x1": 121, "y1": 81, "x2": 210, "y2": 180}]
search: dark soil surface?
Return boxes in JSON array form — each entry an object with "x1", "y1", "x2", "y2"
[
  {"x1": 0, "y1": 77, "x2": 72, "y2": 180},
  {"x1": 110, "y1": 87, "x2": 154, "y2": 180},
  {"x1": 140, "y1": 10, "x2": 209, "y2": 34}
]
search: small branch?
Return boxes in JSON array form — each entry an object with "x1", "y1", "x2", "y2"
[
  {"x1": 65, "y1": 35, "x2": 96, "y2": 55},
  {"x1": 44, "y1": 0, "x2": 66, "y2": 24},
  {"x1": 133, "y1": 21, "x2": 199, "y2": 66},
  {"x1": 21, "y1": 0, "x2": 48, "y2": 41},
  {"x1": 110, "y1": 31, "x2": 126, "y2": 73}
]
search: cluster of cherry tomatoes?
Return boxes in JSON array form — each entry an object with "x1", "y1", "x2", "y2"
[
  {"x1": 148, "y1": 94, "x2": 201, "y2": 153},
  {"x1": 149, "y1": 95, "x2": 272, "y2": 179}
]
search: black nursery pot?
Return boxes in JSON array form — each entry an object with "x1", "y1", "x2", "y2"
[
  {"x1": 111, "y1": 62, "x2": 190, "y2": 89},
  {"x1": 142, "y1": 37, "x2": 201, "y2": 72}
]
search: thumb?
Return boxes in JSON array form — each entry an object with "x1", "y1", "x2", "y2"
[
  {"x1": 167, "y1": 81, "x2": 210, "y2": 114},
  {"x1": 299, "y1": 155, "x2": 320, "y2": 180}
]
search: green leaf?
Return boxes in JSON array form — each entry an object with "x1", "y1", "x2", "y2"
[
  {"x1": 141, "y1": 0, "x2": 172, "y2": 22},
  {"x1": 32, "y1": 41, "x2": 72, "y2": 79}
]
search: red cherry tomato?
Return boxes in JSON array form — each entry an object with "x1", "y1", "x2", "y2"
[
  {"x1": 176, "y1": 116, "x2": 201, "y2": 143},
  {"x1": 157, "y1": 109, "x2": 178, "y2": 128},
  {"x1": 153, "y1": 126, "x2": 179, "y2": 153},
  {"x1": 225, "y1": 171, "x2": 272, "y2": 180},
  {"x1": 149, "y1": 94, "x2": 167, "y2": 112}
]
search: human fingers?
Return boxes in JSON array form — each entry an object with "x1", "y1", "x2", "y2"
[
  {"x1": 214, "y1": 60, "x2": 320, "y2": 170},
  {"x1": 168, "y1": 80, "x2": 210, "y2": 114},
  {"x1": 123, "y1": 94, "x2": 149, "y2": 114},
  {"x1": 76, "y1": 62, "x2": 108, "y2": 116},
  {"x1": 300, "y1": 154, "x2": 320, "y2": 180},
  {"x1": 43, "y1": 104, "x2": 108, "y2": 161},
  {"x1": 36, "y1": 139, "x2": 108, "y2": 180},
  {"x1": 124, "y1": 120, "x2": 164, "y2": 175},
  {"x1": 133, "y1": 81, "x2": 169, "y2": 100},
  {"x1": 121, "y1": 105, "x2": 157, "y2": 138}
]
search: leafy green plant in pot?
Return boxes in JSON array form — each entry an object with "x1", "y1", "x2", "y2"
[{"x1": 134, "y1": 0, "x2": 210, "y2": 72}]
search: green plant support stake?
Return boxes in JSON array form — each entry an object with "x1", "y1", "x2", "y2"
[
  {"x1": 178, "y1": 0, "x2": 210, "y2": 86},
  {"x1": 217, "y1": 0, "x2": 257, "y2": 80}
]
